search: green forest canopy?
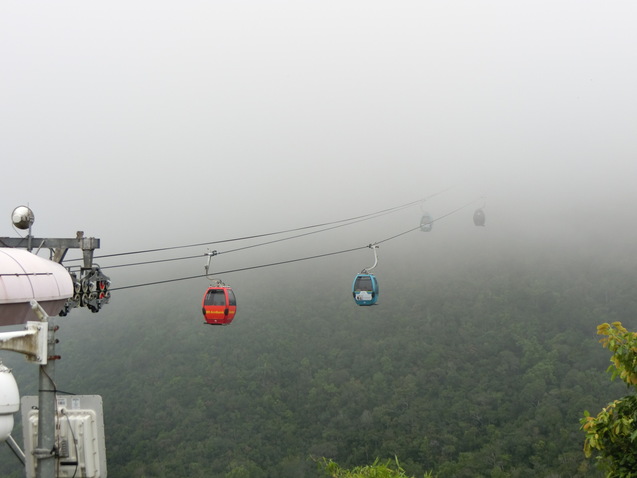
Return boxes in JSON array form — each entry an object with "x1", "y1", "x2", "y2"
[{"x1": 1, "y1": 233, "x2": 635, "y2": 477}]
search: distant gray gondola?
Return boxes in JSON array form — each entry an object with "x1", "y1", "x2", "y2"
[
  {"x1": 473, "y1": 208, "x2": 486, "y2": 227},
  {"x1": 420, "y1": 213, "x2": 433, "y2": 232}
]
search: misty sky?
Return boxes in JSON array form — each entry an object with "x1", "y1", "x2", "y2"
[{"x1": 2, "y1": 1, "x2": 636, "y2": 260}]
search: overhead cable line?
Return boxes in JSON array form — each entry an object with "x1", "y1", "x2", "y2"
[
  {"x1": 374, "y1": 198, "x2": 481, "y2": 246},
  {"x1": 110, "y1": 245, "x2": 368, "y2": 291},
  {"x1": 111, "y1": 196, "x2": 479, "y2": 292},
  {"x1": 93, "y1": 199, "x2": 419, "y2": 259},
  {"x1": 99, "y1": 253, "x2": 201, "y2": 270},
  {"x1": 220, "y1": 201, "x2": 412, "y2": 256},
  {"x1": 69, "y1": 189, "x2": 451, "y2": 263},
  {"x1": 101, "y1": 199, "x2": 421, "y2": 271}
]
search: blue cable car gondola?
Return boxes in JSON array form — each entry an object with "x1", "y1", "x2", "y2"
[
  {"x1": 352, "y1": 273, "x2": 379, "y2": 306},
  {"x1": 352, "y1": 244, "x2": 380, "y2": 306}
]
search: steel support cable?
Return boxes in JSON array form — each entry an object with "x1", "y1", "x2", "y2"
[
  {"x1": 65, "y1": 190, "x2": 450, "y2": 262},
  {"x1": 101, "y1": 253, "x2": 202, "y2": 270},
  {"x1": 110, "y1": 245, "x2": 368, "y2": 291},
  {"x1": 220, "y1": 204, "x2": 411, "y2": 255},
  {"x1": 109, "y1": 196, "x2": 477, "y2": 292},
  {"x1": 101, "y1": 203, "x2": 418, "y2": 271},
  {"x1": 94, "y1": 195, "x2": 436, "y2": 270},
  {"x1": 89, "y1": 202, "x2": 416, "y2": 260},
  {"x1": 373, "y1": 198, "x2": 482, "y2": 246}
]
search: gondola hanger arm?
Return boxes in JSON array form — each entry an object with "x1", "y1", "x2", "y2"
[
  {"x1": 361, "y1": 243, "x2": 379, "y2": 273},
  {"x1": 204, "y1": 249, "x2": 224, "y2": 284}
]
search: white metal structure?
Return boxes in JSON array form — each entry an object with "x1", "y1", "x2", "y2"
[
  {"x1": 0, "y1": 248, "x2": 73, "y2": 326},
  {"x1": 22, "y1": 395, "x2": 107, "y2": 478},
  {"x1": 1, "y1": 207, "x2": 108, "y2": 478},
  {"x1": 0, "y1": 362, "x2": 20, "y2": 442},
  {"x1": 0, "y1": 316, "x2": 47, "y2": 364}
]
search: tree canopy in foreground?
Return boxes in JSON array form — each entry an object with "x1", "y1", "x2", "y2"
[
  {"x1": 319, "y1": 457, "x2": 434, "y2": 478},
  {"x1": 582, "y1": 322, "x2": 637, "y2": 477}
]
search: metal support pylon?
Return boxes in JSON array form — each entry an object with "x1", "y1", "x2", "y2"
[{"x1": 30, "y1": 301, "x2": 57, "y2": 478}]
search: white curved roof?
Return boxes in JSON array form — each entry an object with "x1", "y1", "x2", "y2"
[{"x1": 0, "y1": 248, "x2": 73, "y2": 306}]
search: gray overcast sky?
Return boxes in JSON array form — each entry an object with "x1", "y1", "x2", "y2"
[{"x1": 1, "y1": 1, "x2": 636, "y2": 255}]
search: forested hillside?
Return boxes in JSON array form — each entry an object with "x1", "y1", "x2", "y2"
[{"x1": 1, "y1": 231, "x2": 634, "y2": 477}]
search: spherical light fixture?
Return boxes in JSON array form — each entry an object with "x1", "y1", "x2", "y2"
[{"x1": 11, "y1": 206, "x2": 35, "y2": 230}]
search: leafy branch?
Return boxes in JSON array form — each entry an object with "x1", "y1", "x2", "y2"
[
  {"x1": 581, "y1": 322, "x2": 637, "y2": 476},
  {"x1": 318, "y1": 457, "x2": 435, "y2": 478}
]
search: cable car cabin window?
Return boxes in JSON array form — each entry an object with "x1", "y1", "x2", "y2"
[
  {"x1": 353, "y1": 274, "x2": 378, "y2": 306},
  {"x1": 227, "y1": 289, "x2": 237, "y2": 306},
  {"x1": 354, "y1": 275, "x2": 373, "y2": 291},
  {"x1": 205, "y1": 289, "x2": 227, "y2": 306}
]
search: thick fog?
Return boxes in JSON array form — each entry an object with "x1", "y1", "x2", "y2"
[{"x1": 2, "y1": 1, "x2": 636, "y2": 286}]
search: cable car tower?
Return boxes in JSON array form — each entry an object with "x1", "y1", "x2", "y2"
[
  {"x1": 0, "y1": 206, "x2": 108, "y2": 478},
  {"x1": 1, "y1": 206, "x2": 110, "y2": 316}
]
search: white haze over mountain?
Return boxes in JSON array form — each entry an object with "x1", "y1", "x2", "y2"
[{"x1": 1, "y1": 1, "x2": 635, "y2": 268}]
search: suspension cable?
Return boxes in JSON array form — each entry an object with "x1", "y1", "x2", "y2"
[
  {"x1": 68, "y1": 190, "x2": 451, "y2": 262},
  {"x1": 110, "y1": 245, "x2": 368, "y2": 291},
  {"x1": 374, "y1": 198, "x2": 480, "y2": 246},
  {"x1": 110, "y1": 196, "x2": 480, "y2": 291},
  {"x1": 101, "y1": 199, "x2": 416, "y2": 270}
]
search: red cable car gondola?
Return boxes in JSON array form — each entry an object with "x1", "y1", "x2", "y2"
[
  {"x1": 201, "y1": 249, "x2": 237, "y2": 325},
  {"x1": 201, "y1": 285, "x2": 237, "y2": 325}
]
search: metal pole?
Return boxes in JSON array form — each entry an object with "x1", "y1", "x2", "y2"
[
  {"x1": 5, "y1": 434, "x2": 26, "y2": 465},
  {"x1": 27, "y1": 223, "x2": 33, "y2": 252},
  {"x1": 34, "y1": 320, "x2": 57, "y2": 478}
]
